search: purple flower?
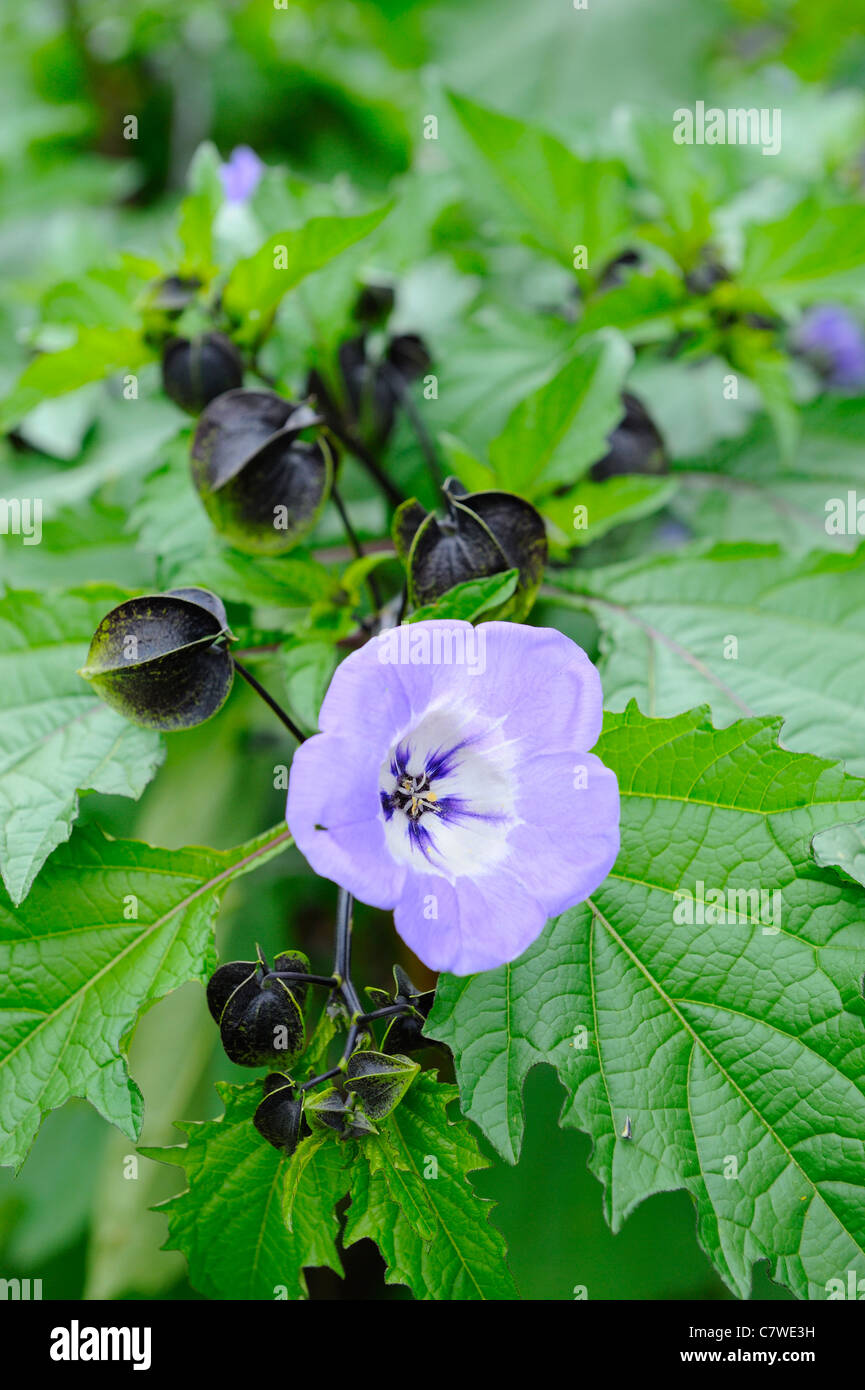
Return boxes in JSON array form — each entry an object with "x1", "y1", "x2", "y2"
[
  {"x1": 219, "y1": 145, "x2": 264, "y2": 204},
  {"x1": 794, "y1": 305, "x2": 865, "y2": 390},
  {"x1": 286, "y1": 620, "x2": 620, "y2": 976}
]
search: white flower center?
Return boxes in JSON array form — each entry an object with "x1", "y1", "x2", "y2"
[{"x1": 378, "y1": 702, "x2": 519, "y2": 879}]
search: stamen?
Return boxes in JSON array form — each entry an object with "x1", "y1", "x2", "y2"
[{"x1": 385, "y1": 766, "x2": 443, "y2": 822}]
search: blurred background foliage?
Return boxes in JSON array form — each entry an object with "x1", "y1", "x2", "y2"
[{"x1": 6, "y1": 0, "x2": 865, "y2": 1299}]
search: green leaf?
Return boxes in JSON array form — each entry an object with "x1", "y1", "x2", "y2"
[
  {"x1": 145, "y1": 1081, "x2": 350, "y2": 1299},
  {"x1": 267, "y1": 639, "x2": 339, "y2": 733},
  {"x1": 177, "y1": 142, "x2": 223, "y2": 279},
  {"x1": 575, "y1": 268, "x2": 693, "y2": 343},
  {"x1": 739, "y1": 199, "x2": 865, "y2": 310},
  {"x1": 222, "y1": 206, "x2": 391, "y2": 343},
  {"x1": 670, "y1": 395, "x2": 865, "y2": 550},
  {"x1": 0, "y1": 585, "x2": 166, "y2": 904},
  {"x1": 545, "y1": 541, "x2": 865, "y2": 775},
  {"x1": 543, "y1": 473, "x2": 677, "y2": 547},
  {"x1": 488, "y1": 333, "x2": 633, "y2": 497},
  {"x1": 127, "y1": 443, "x2": 212, "y2": 574},
  {"x1": 0, "y1": 499, "x2": 151, "y2": 591},
  {"x1": 343, "y1": 1072, "x2": 519, "y2": 1300},
  {"x1": 41, "y1": 264, "x2": 148, "y2": 332},
  {"x1": 166, "y1": 542, "x2": 337, "y2": 611},
  {"x1": 0, "y1": 329, "x2": 152, "y2": 432},
  {"x1": 0, "y1": 821, "x2": 293, "y2": 1168},
  {"x1": 448, "y1": 91, "x2": 630, "y2": 271},
  {"x1": 429, "y1": 705, "x2": 865, "y2": 1299},
  {"x1": 407, "y1": 569, "x2": 519, "y2": 623}
]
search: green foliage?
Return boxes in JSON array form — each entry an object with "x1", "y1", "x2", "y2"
[
  {"x1": 343, "y1": 1074, "x2": 518, "y2": 1299},
  {"x1": 547, "y1": 543, "x2": 865, "y2": 773},
  {"x1": 223, "y1": 207, "x2": 392, "y2": 344},
  {"x1": 0, "y1": 823, "x2": 292, "y2": 1168},
  {"x1": 147, "y1": 1072, "x2": 515, "y2": 1301},
  {"x1": 0, "y1": 585, "x2": 165, "y2": 903},
  {"x1": 448, "y1": 92, "x2": 631, "y2": 274},
  {"x1": 4, "y1": 0, "x2": 865, "y2": 1308},
  {"x1": 144, "y1": 1082, "x2": 349, "y2": 1300},
  {"x1": 430, "y1": 705, "x2": 865, "y2": 1297}
]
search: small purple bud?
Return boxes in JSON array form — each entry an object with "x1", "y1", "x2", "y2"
[
  {"x1": 219, "y1": 145, "x2": 265, "y2": 204},
  {"x1": 794, "y1": 305, "x2": 865, "y2": 390}
]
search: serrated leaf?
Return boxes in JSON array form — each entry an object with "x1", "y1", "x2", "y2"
[
  {"x1": 546, "y1": 541, "x2": 865, "y2": 774},
  {"x1": 223, "y1": 206, "x2": 391, "y2": 343},
  {"x1": 343, "y1": 1072, "x2": 518, "y2": 1300},
  {"x1": 488, "y1": 334, "x2": 633, "y2": 497},
  {"x1": 448, "y1": 91, "x2": 630, "y2": 271},
  {"x1": 0, "y1": 821, "x2": 293, "y2": 1168},
  {"x1": 429, "y1": 705, "x2": 865, "y2": 1299},
  {"x1": 0, "y1": 330, "x2": 152, "y2": 432},
  {"x1": 575, "y1": 268, "x2": 693, "y2": 343},
  {"x1": 177, "y1": 142, "x2": 223, "y2": 279},
  {"x1": 145, "y1": 1082, "x2": 350, "y2": 1299},
  {"x1": 0, "y1": 585, "x2": 166, "y2": 903},
  {"x1": 739, "y1": 199, "x2": 865, "y2": 310},
  {"x1": 166, "y1": 542, "x2": 337, "y2": 612}
]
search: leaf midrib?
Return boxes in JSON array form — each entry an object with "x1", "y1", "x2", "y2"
[{"x1": 587, "y1": 895, "x2": 865, "y2": 1262}]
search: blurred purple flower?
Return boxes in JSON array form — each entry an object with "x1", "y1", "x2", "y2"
[
  {"x1": 794, "y1": 305, "x2": 865, "y2": 390},
  {"x1": 219, "y1": 146, "x2": 264, "y2": 204},
  {"x1": 287, "y1": 620, "x2": 620, "y2": 976}
]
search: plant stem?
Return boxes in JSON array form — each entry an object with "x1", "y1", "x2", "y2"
[
  {"x1": 331, "y1": 481, "x2": 383, "y2": 610},
  {"x1": 333, "y1": 887, "x2": 362, "y2": 1016},
  {"x1": 232, "y1": 657, "x2": 307, "y2": 744},
  {"x1": 358, "y1": 1003, "x2": 414, "y2": 1024},
  {"x1": 383, "y1": 363, "x2": 445, "y2": 489},
  {"x1": 326, "y1": 422, "x2": 405, "y2": 507},
  {"x1": 267, "y1": 971, "x2": 339, "y2": 988}
]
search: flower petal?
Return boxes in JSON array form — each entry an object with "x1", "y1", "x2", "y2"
[
  {"x1": 393, "y1": 867, "x2": 549, "y2": 976},
  {"x1": 287, "y1": 733, "x2": 405, "y2": 908},
  {"x1": 509, "y1": 750, "x2": 620, "y2": 917}
]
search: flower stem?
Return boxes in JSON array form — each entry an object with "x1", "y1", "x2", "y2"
[
  {"x1": 331, "y1": 481, "x2": 383, "y2": 611},
  {"x1": 333, "y1": 887, "x2": 362, "y2": 1016},
  {"x1": 232, "y1": 657, "x2": 307, "y2": 744},
  {"x1": 326, "y1": 422, "x2": 405, "y2": 508},
  {"x1": 358, "y1": 1002, "x2": 414, "y2": 1024},
  {"x1": 383, "y1": 363, "x2": 445, "y2": 490},
  {"x1": 267, "y1": 971, "x2": 339, "y2": 988}
]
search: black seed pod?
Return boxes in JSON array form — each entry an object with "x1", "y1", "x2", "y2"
[
  {"x1": 393, "y1": 476, "x2": 547, "y2": 620},
  {"x1": 338, "y1": 335, "x2": 398, "y2": 446},
  {"x1": 140, "y1": 275, "x2": 203, "y2": 344},
  {"x1": 190, "y1": 390, "x2": 332, "y2": 554},
  {"x1": 345, "y1": 1049, "x2": 419, "y2": 1121},
  {"x1": 308, "y1": 330, "x2": 433, "y2": 450},
  {"x1": 253, "y1": 1074, "x2": 305, "y2": 1154},
  {"x1": 367, "y1": 965, "x2": 442, "y2": 1056},
  {"x1": 161, "y1": 332, "x2": 244, "y2": 414},
  {"x1": 206, "y1": 950, "x2": 310, "y2": 1067},
  {"x1": 598, "y1": 248, "x2": 644, "y2": 292},
  {"x1": 150, "y1": 274, "x2": 202, "y2": 313},
  {"x1": 353, "y1": 282, "x2": 395, "y2": 328},
  {"x1": 684, "y1": 257, "x2": 730, "y2": 297},
  {"x1": 79, "y1": 588, "x2": 234, "y2": 731},
  {"x1": 385, "y1": 333, "x2": 431, "y2": 382},
  {"x1": 590, "y1": 393, "x2": 667, "y2": 481}
]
